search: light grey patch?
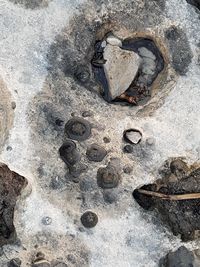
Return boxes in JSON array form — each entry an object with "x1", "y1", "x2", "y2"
[
  {"x1": 30, "y1": 232, "x2": 90, "y2": 267},
  {"x1": 8, "y1": 0, "x2": 51, "y2": 10},
  {"x1": 165, "y1": 26, "x2": 193, "y2": 75}
]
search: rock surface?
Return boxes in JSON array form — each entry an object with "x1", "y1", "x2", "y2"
[{"x1": 103, "y1": 44, "x2": 141, "y2": 100}]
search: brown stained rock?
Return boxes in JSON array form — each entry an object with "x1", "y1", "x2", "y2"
[
  {"x1": 0, "y1": 163, "x2": 27, "y2": 246},
  {"x1": 103, "y1": 44, "x2": 141, "y2": 100},
  {"x1": 133, "y1": 160, "x2": 200, "y2": 241}
]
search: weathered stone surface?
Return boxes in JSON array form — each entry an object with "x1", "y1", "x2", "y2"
[
  {"x1": 106, "y1": 35, "x2": 122, "y2": 47},
  {"x1": 103, "y1": 44, "x2": 141, "y2": 100},
  {"x1": 133, "y1": 162, "x2": 200, "y2": 240},
  {"x1": 159, "y1": 246, "x2": 195, "y2": 267}
]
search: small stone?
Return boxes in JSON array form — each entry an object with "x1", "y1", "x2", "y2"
[
  {"x1": 138, "y1": 47, "x2": 156, "y2": 60},
  {"x1": 35, "y1": 252, "x2": 45, "y2": 261},
  {"x1": 59, "y1": 141, "x2": 80, "y2": 166},
  {"x1": 6, "y1": 146, "x2": 12, "y2": 151},
  {"x1": 103, "y1": 44, "x2": 141, "y2": 100},
  {"x1": 41, "y1": 216, "x2": 52, "y2": 225},
  {"x1": 82, "y1": 111, "x2": 93, "y2": 117},
  {"x1": 80, "y1": 211, "x2": 98, "y2": 228},
  {"x1": 106, "y1": 35, "x2": 122, "y2": 47},
  {"x1": 170, "y1": 159, "x2": 189, "y2": 178},
  {"x1": 101, "y1": 40, "x2": 107, "y2": 48},
  {"x1": 97, "y1": 165, "x2": 120, "y2": 189},
  {"x1": 65, "y1": 117, "x2": 91, "y2": 141},
  {"x1": 55, "y1": 118, "x2": 64, "y2": 126},
  {"x1": 123, "y1": 129, "x2": 142, "y2": 144},
  {"x1": 123, "y1": 145, "x2": 133, "y2": 153},
  {"x1": 123, "y1": 165, "x2": 133, "y2": 174},
  {"x1": 8, "y1": 258, "x2": 21, "y2": 267},
  {"x1": 11, "y1": 101, "x2": 16, "y2": 109},
  {"x1": 86, "y1": 144, "x2": 107, "y2": 162},
  {"x1": 103, "y1": 137, "x2": 110, "y2": 143}
]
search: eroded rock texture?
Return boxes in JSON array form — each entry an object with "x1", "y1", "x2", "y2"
[{"x1": 0, "y1": 164, "x2": 27, "y2": 246}]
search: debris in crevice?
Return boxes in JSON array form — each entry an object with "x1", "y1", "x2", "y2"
[
  {"x1": 0, "y1": 163, "x2": 27, "y2": 246},
  {"x1": 133, "y1": 159, "x2": 200, "y2": 240},
  {"x1": 92, "y1": 35, "x2": 165, "y2": 105}
]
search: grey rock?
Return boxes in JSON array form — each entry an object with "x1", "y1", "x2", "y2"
[
  {"x1": 159, "y1": 246, "x2": 195, "y2": 267},
  {"x1": 103, "y1": 44, "x2": 141, "y2": 100},
  {"x1": 106, "y1": 35, "x2": 122, "y2": 47}
]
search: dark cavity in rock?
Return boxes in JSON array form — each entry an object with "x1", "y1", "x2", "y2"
[
  {"x1": 65, "y1": 117, "x2": 91, "y2": 141},
  {"x1": 92, "y1": 36, "x2": 164, "y2": 105},
  {"x1": 133, "y1": 162, "x2": 200, "y2": 240},
  {"x1": 80, "y1": 211, "x2": 98, "y2": 228},
  {"x1": 97, "y1": 164, "x2": 120, "y2": 189},
  {"x1": 59, "y1": 140, "x2": 80, "y2": 166},
  {"x1": 0, "y1": 163, "x2": 27, "y2": 246},
  {"x1": 86, "y1": 144, "x2": 107, "y2": 162}
]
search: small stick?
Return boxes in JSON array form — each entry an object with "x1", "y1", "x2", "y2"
[{"x1": 137, "y1": 189, "x2": 200, "y2": 201}]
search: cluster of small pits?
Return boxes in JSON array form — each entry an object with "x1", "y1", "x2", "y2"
[{"x1": 58, "y1": 116, "x2": 143, "y2": 228}]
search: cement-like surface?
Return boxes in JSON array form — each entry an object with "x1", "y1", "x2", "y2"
[{"x1": 0, "y1": 0, "x2": 200, "y2": 266}]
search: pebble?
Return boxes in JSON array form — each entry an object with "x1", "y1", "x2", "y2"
[
  {"x1": 80, "y1": 211, "x2": 98, "y2": 228},
  {"x1": 65, "y1": 117, "x2": 91, "y2": 141},
  {"x1": 138, "y1": 47, "x2": 156, "y2": 60},
  {"x1": 170, "y1": 159, "x2": 189, "y2": 178},
  {"x1": 67, "y1": 254, "x2": 76, "y2": 264},
  {"x1": 41, "y1": 216, "x2": 52, "y2": 225},
  {"x1": 106, "y1": 35, "x2": 122, "y2": 47},
  {"x1": 97, "y1": 165, "x2": 120, "y2": 189},
  {"x1": 59, "y1": 140, "x2": 80, "y2": 166},
  {"x1": 123, "y1": 129, "x2": 142, "y2": 144},
  {"x1": 86, "y1": 144, "x2": 107, "y2": 162},
  {"x1": 103, "y1": 44, "x2": 141, "y2": 100},
  {"x1": 82, "y1": 111, "x2": 93, "y2": 117},
  {"x1": 103, "y1": 137, "x2": 111, "y2": 143}
]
